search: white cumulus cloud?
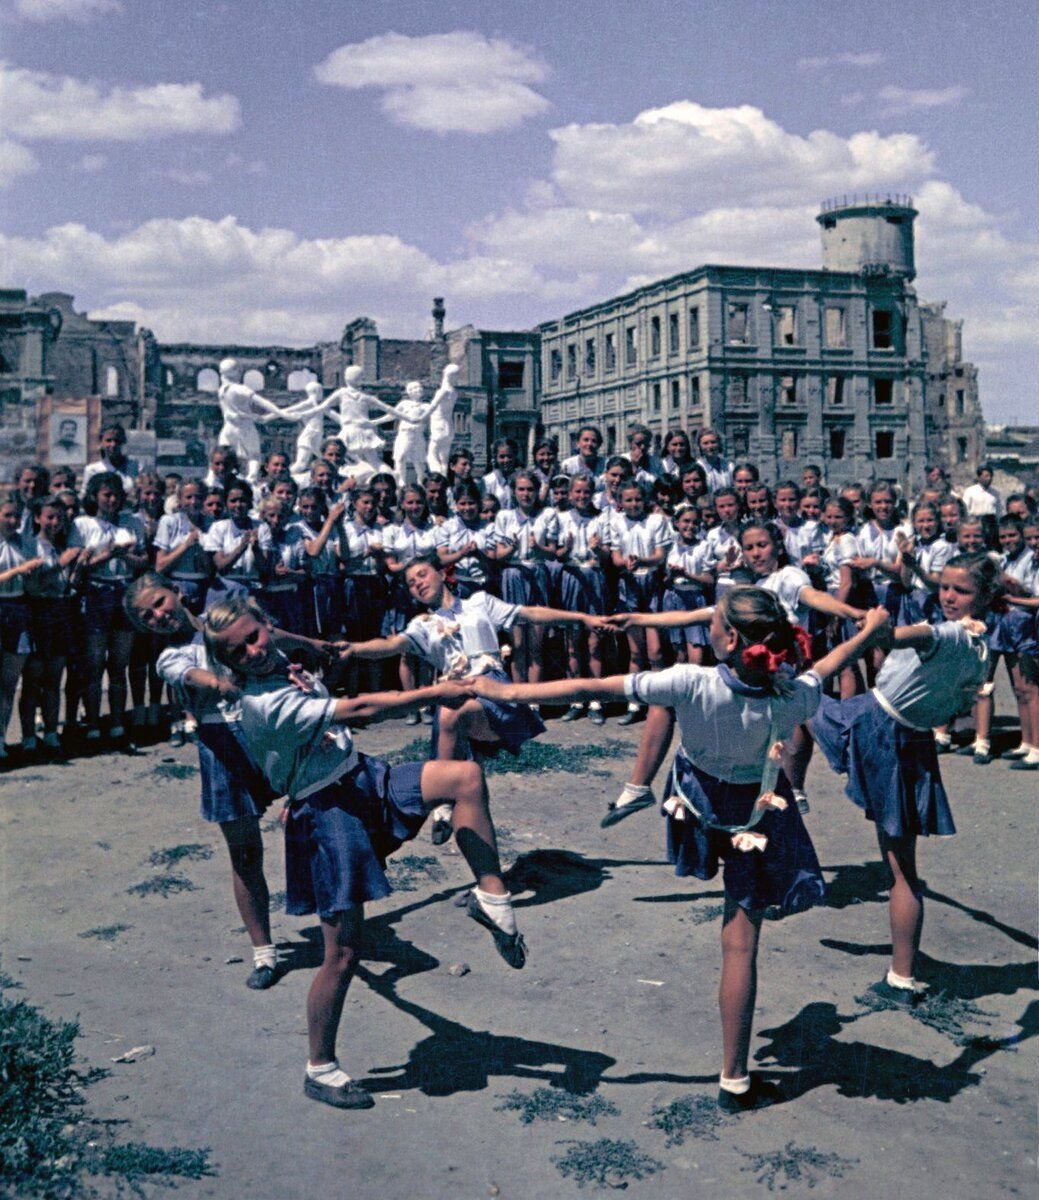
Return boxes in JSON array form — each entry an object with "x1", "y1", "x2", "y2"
[
  {"x1": 0, "y1": 137, "x2": 37, "y2": 186},
  {"x1": 314, "y1": 30, "x2": 549, "y2": 134},
  {"x1": 797, "y1": 51, "x2": 885, "y2": 70},
  {"x1": 547, "y1": 101, "x2": 935, "y2": 215},
  {"x1": 0, "y1": 62, "x2": 241, "y2": 141}
]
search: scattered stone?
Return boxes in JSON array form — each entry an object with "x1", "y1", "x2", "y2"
[
  {"x1": 111, "y1": 1045, "x2": 155, "y2": 1064},
  {"x1": 225, "y1": 956, "x2": 244, "y2": 965},
  {"x1": 447, "y1": 962, "x2": 471, "y2": 977}
]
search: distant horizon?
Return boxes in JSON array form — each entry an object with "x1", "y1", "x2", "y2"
[{"x1": 2, "y1": 0, "x2": 1034, "y2": 424}]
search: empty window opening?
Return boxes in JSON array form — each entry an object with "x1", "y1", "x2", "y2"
[
  {"x1": 777, "y1": 306, "x2": 797, "y2": 346},
  {"x1": 197, "y1": 368, "x2": 219, "y2": 393},
  {"x1": 727, "y1": 374, "x2": 748, "y2": 407},
  {"x1": 829, "y1": 428, "x2": 846, "y2": 460},
  {"x1": 779, "y1": 375, "x2": 797, "y2": 405},
  {"x1": 825, "y1": 307, "x2": 846, "y2": 348},
  {"x1": 688, "y1": 306, "x2": 701, "y2": 347},
  {"x1": 954, "y1": 388, "x2": 965, "y2": 416},
  {"x1": 243, "y1": 369, "x2": 265, "y2": 391},
  {"x1": 604, "y1": 332, "x2": 617, "y2": 372},
  {"x1": 584, "y1": 339, "x2": 596, "y2": 375},
  {"x1": 956, "y1": 436, "x2": 968, "y2": 463},
  {"x1": 650, "y1": 316, "x2": 661, "y2": 358},
  {"x1": 499, "y1": 360, "x2": 524, "y2": 389},
  {"x1": 549, "y1": 348, "x2": 562, "y2": 382},
  {"x1": 669, "y1": 312, "x2": 680, "y2": 355},
  {"x1": 566, "y1": 343, "x2": 577, "y2": 380},
  {"x1": 732, "y1": 427, "x2": 749, "y2": 458},
  {"x1": 827, "y1": 376, "x2": 845, "y2": 406},
  {"x1": 872, "y1": 309, "x2": 893, "y2": 350},
  {"x1": 874, "y1": 378, "x2": 894, "y2": 405},
  {"x1": 652, "y1": 382, "x2": 661, "y2": 412},
  {"x1": 781, "y1": 429, "x2": 798, "y2": 460},
  {"x1": 625, "y1": 326, "x2": 637, "y2": 367},
  {"x1": 287, "y1": 368, "x2": 317, "y2": 391},
  {"x1": 671, "y1": 379, "x2": 681, "y2": 409},
  {"x1": 104, "y1": 366, "x2": 119, "y2": 397},
  {"x1": 689, "y1": 376, "x2": 701, "y2": 407},
  {"x1": 727, "y1": 303, "x2": 749, "y2": 344},
  {"x1": 875, "y1": 430, "x2": 894, "y2": 459}
]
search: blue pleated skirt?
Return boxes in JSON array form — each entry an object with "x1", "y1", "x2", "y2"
[
  {"x1": 429, "y1": 668, "x2": 545, "y2": 759},
  {"x1": 989, "y1": 607, "x2": 1039, "y2": 656},
  {"x1": 284, "y1": 756, "x2": 426, "y2": 917},
  {"x1": 196, "y1": 720, "x2": 278, "y2": 825},
  {"x1": 810, "y1": 691, "x2": 955, "y2": 838},
  {"x1": 663, "y1": 750, "x2": 825, "y2": 915},
  {"x1": 661, "y1": 584, "x2": 710, "y2": 647},
  {"x1": 558, "y1": 563, "x2": 607, "y2": 616}
]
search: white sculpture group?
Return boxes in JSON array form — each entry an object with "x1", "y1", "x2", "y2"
[{"x1": 216, "y1": 358, "x2": 459, "y2": 485}]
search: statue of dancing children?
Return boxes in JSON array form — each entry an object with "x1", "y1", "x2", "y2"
[
  {"x1": 389, "y1": 380, "x2": 432, "y2": 487},
  {"x1": 217, "y1": 358, "x2": 283, "y2": 483},
  {"x1": 426, "y1": 364, "x2": 461, "y2": 476}
]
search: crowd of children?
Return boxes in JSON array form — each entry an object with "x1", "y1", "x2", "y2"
[{"x1": 4, "y1": 419, "x2": 1037, "y2": 1112}]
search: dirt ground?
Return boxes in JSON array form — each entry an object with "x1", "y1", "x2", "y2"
[{"x1": 1, "y1": 674, "x2": 1036, "y2": 1199}]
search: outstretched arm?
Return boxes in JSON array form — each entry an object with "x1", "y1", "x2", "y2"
[
  {"x1": 606, "y1": 606, "x2": 714, "y2": 630},
  {"x1": 473, "y1": 673, "x2": 631, "y2": 707},
  {"x1": 516, "y1": 605, "x2": 603, "y2": 630},
  {"x1": 331, "y1": 679, "x2": 473, "y2": 722},
  {"x1": 810, "y1": 607, "x2": 889, "y2": 683}
]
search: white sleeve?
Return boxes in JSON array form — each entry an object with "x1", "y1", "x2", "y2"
[
  {"x1": 478, "y1": 592, "x2": 523, "y2": 630},
  {"x1": 624, "y1": 664, "x2": 700, "y2": 707}
]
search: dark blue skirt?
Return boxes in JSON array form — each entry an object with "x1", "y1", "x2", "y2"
[
  {"x1": 196, "y1": 720, "x2": 278, "y2": 825},
  {"x1": 897, "y1": 587, "x2": 941, "y2": 627},
  {"x1": 617, "y1": 571, "x2": 662, "y2": 614},
  {"x1": 499, "y1": 563, "x2": 548, "y2": 607},
  {"x1": 83, "y1": 580, "x2": 133, "y2": 634},
  {"x1": 663, "y1": 751, "x2": 825, "y2": 915},
  {"x1": 0, "y1": 596, "x2": 31, "y2": 655},
  {"x1": 541, "y1": 558, "x2": 564, "y2": 607},
  {"x1": 810, "y1": 692, "x2": 955, "y2": 838},
  {"x1": 381, "y1": 575, "x2": 421, "y2": 636},
  {"x1": 559, "y1": 563, "x2": 607, "y2": 616},
  {"x1": 310, "y1": 574, "x2": 345, "y2": 639},
  {"x1": 169, "y1": 577, "x2": 208, "y2": 616},
  {"x1": 429, "y1": 667, "x2": 545, "y2": 759},
  {"x1": 342, "y1": 574, "x2": 385, "y2": 641},
  {"x1": 27, "y1": 596, "x2": 78, "y2": 659},
  {"x1": 661, "y1": 584, "x2": 710, "y2": 648},
  {"x1": 284, "y1": 756, "x2": 426, "y2": 917},
  {"x1": 989, "y1": 607, "x2": 1039, "y2": 657}
]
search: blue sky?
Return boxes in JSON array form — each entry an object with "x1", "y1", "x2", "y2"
[{"x1": 1, "y1": 0, "x2": 1035, "y2": 422}]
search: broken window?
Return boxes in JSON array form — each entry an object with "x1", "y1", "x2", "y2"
[
  {"x1": 243, "y1": 369, "x2": 265, "y2": 391},
  {"x1": 566, "y1": 343, "x2": 577, "y2": 380},
  {"x1": 955, "y1": 388, "x2": 965, "y2": 416},
  {"x1": 104, "y1": 366, "x2": 119, "y2": 397},
  {"x1": 872, "y1": 309, "x2": 893, "y2": 350},
  {"x1": 604, "y1": 332, "x2": 617, "y2": 372},
  {"x1": 606, "y1": 425, "x2": 617, "y2": 454},
  {"x1": 779, "y1": 375, "x2": 797, "y2": 405},
  {"x1": 197, "y1": 368, "x2": 219, "y2": 392},
  {"x1": 829, "y1": 428, "x2": 846, "y2": 459},
  {"x1": 781, "y1": 429, "x2": 798, "y2": 460},
  {"x1": 689, "y1": 375, "x2": 701, "y2": 407},
  {"x1": 874, "y1": 378, "x2": 894, "y2": 405},
  {"x1": 625, "y1": 326, "x2": 637, "y2": 367},
  {"x1": 777, "y1": 306, "x2": 797, "y2": 346},
  {"x1": 650, "y1": 316, "x2": 661, "y2": 358},
  {"x1": 689, "y1": 306, "x2": 701, "y2": 347},
  {"x1": 727, "y1": 374, "x2": 748, "y2": 407},
  {"x1": 671, "y1": 379, "x2": 681, "y2": 409},
  {"x1": 669, "y1": 312, "x2": 680, "y2": 354},
  {"x1": 727, "y1": 303, "x2": 750, "y2": 344},
  {"x1": 875, "y1": 430, "x2": 894, "y2": 459},
  {"x1": 652, "y1": 382, "x2": 661, "y2": 412},
  {"x1": 824, "y1": 306, "x2": 846, "y2": 348},
  {"x1": 499, "y1": 360, "x2": 524, "y2": 389},
  {"x1": 549, "y1": 348, "x2": 562, "y2": 382},
  {"x1": 956, "y1": 436, "x2": 968, "y2": 463},
  {"x1": 827, "y1": 376, "x2": 845, "y2": 406},
  {"x1": 287, "y1": 368, "x2": 317, "y2": 391},
  {"x1": 732, "y1": 427, "x2": 749, "y2": 457},
  {"x1": 585, "y1": 338, "x2": 596, "y2": 375}
]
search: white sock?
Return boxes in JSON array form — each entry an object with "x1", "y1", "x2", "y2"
[
  {"x1": 306, "y1": 1059, "x2": 352, "y2": 1086},
  {"x1": 887, "y1": 968, "x2": 927, "y2": 993},
  {"x1": 933, "y1": 731, "x2": 951, "y2": 747},
  {"x1": 1022, "y1": 749, "x2": 1039, "y2": 765},
  {"x1": 253, "y1": 944, "x2": 276, "y2": 970},
  {"x1": 568, "y1": 702, "x2": 585, "y2": 710},
  {"x1": 431, "y1": 802, "x2": 453, "y2": 824},
  {"x1": 627, "y1": 701, "x2": 641, "y2": 713},
  {"x1": 588, "y1": 701, "x2": 602, "y2": 711},
  {"x1": 616, "y1": 783, "x2": 652, "y2": 808},
  {"x1": 473, "y1": 886, "x2": 517, "y2": 935},
  {"x1": 719, "y1": 1074, "x2": 751, "y2": 1095},
  {"x1": 972, "y1": 738, "x2": 990, "y2": 754}
]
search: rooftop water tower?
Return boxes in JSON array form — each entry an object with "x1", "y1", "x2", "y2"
[{"x1": 817, "y1": 194, "x2": 918, "y2": 281}]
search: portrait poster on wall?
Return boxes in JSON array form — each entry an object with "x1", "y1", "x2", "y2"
[{"x1": 36, "y1": 395, "x2": 102, "y2": 469}]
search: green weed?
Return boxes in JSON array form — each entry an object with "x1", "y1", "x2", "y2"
[
  {"x1": 647, "y1": 1094, "x2": 722, "y2": 1145},
  {"x1": 687, "y1": 902, "x2": 725, "y2": 926},
  {"x1": 126, "y1": 875, "x2": 196, "y2": 898},
  {"x1": 147, "y1": 843, "x2": 212, "y2": 868},
  {"x1": 856, "y1": 987, "x2": 995, "y2": 1045},
  {"x1": 382, "y1": 736, "x2": 630, "y2": 777},
  {"x1": 496, "y1": 1087, "x2": 619, "y2": 1126},
  {"x1": 553, "y1": 1138, "x2": 663, "y2": 1189},
  {"x1": 77, "y1": 925, "x2": 132, "y2": 944},
  {"x1": 740, "y1": 1141, "x2": 858, "y2": 1191},
  {"x1": 386, "y1": 855, "x2": 447, "y2": 892},
  {"x1": 268, "y1": 890, "x2": 287, "y2": 912},
  {"x1": 152, "y1": 762, "x2": 198, "y2": 781},
  {"x1": 0, "y1": 970, "x2": 214, "y2": 1197}
]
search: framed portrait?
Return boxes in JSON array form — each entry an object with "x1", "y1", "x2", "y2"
[{"x1": 36, "y1": 395, "x2": 101, "y2": 470}]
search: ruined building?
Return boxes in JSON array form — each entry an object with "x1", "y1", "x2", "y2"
[
  {"x1": 539, "y1": 198, "x2": 985, "y2": 489},
  {"x1": 1, "y1": 200, "x2": 984, "y2": 487}
]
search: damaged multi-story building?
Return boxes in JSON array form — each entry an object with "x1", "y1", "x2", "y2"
[{"x1": 0, "y1": 197, "x2": 986, "y2": 489}]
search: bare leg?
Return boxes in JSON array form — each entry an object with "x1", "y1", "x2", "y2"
[
  {"x1": 308, "y1": 906, "x2": 363, "y2": 1065},
  {"x1": 0, "y1": 650, "x2": 26, "y2": 746},
  {"x1": 878, "y1": 830, "x2": 923, "y2": 979},
  {"x1": 220, "y1": 818, "x2": 271, "y2": 947},
  {"x1": 719, "y1": 898, "x2": 762, "y2": 1079},
  {"x1": 782, "y1": 724, "x2": 813, "y2": 792},
  {"x1": 421, "y1": 760, "x2": 505, "y2": 894},
  {"x1": 83, "y1": 632, "x2": 107, "y2": 726},
  {"x1": 435, "y1": 698, "x2": 498, "y2": 761},
  {"x1": 106, "y1": 630, "x2": 135, "y2": 726},
  {"x1": 526, "y1": 625, "x2": 545, "y2": 685}
]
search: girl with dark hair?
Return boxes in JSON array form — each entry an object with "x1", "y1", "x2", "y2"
[
  {"x1": 481, "y1": 438, "x2": 518, "y2": 510},
  {"x1": 0, "y1": 491, "x2": 42, "y2": 756},
  {"x1": 662, "y1": 429, "x2": 693, "y2": 477},
  {"x1": 422, "y1": 472, "x2": 451, "y2": 524},
  {"x1": 383, "y1": 484, "x2": 438, "y2": 721},
  {"x1": 476, "y1": 587, "x2": 888, "y2": 1112},
  {"x1": 203, "y1": 480, "x2": 263, "y2": 595},
  {"x1": 74, "y1": 472, "x2": 147, "y2": 742},
  {"x1": 294, "y1": 489, "x2": 345, "y2": 641},
  {"x1": 895, "y1": 500, "x2": 956, "y2": 627},
  {"x1": 434, "y1": 481, "x2": 497, "y2": 600}
]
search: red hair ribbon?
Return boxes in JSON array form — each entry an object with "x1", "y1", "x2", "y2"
[{"x1": 741, "y1": 643, "x2": 788, "y2": 674}]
